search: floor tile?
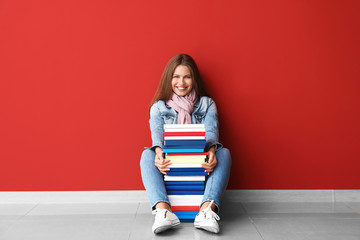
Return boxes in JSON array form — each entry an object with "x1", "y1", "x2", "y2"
[
  {"x1": 0, "y1": 216, "x2": 22, "y2": 237},
  {"x1": 344, "y1": 202, "x2": 360, "y2": 213},
  {"x1": 251, "y1": 217, "x2": 360, "y2": 240},
  {"x1": 1, "y1": 214, "x2": 133, "y2": 240},
  {"x1": 27, "y1": 202, "x2": 139, "y2": 215},
  {"x1": 242, "y1": 202, "x2": 355, "y2": 214},
  {"x1": 0, "y1": 204, "x2": 37, "y2": 215}
]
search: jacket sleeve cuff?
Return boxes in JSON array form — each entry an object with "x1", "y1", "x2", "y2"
[
  {"x1": 205, "y1": 141, "x2": 223, "y2": 152},
  {"x1": 148, "y1": 145, "x2": 163, "y2": 151}
]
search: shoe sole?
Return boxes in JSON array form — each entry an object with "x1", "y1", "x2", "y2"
[
  {"x1": 194, "y1": 223, "x2": 219, "y2": 233},
  {"x1": 153, "y1": 220, "x2": 180, "y2": 234}
]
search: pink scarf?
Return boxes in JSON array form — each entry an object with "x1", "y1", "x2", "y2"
[{"x1": 166, "y1": 89, "x2": 198, "y2": 124}]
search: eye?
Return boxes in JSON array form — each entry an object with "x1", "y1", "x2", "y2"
[
  {"x1": 184, "y1": 75, "x2": 191, "y2": 79},
  {"x1": 172, "y1": 75, "x2": 179, "y2": 78}
]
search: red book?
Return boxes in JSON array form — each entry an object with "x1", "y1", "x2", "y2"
[
  {"x1": 171, "y1": 206, "x2": 200, "y2": 211},
  {"x1": 164, "y1": 132, "x2": 206, "y2": 136}
]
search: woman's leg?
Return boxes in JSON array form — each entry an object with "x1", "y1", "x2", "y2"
[
  {"x1": 201, "y1": 147, "x2": 232, "y2": 212},
  {"x1": 140, "y1": 149, "x2": 171, "y2": 210}
]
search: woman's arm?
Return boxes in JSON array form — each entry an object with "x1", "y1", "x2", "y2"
[
  {"x1": 204, "y1": 99, "x2": 223, "y2": 152},
  {"x1": 149, "y1": 102, "x2": 165, "y2": 150},
  {"x1": 149, "y1": 102, "x2": 171, "y2": 173}
]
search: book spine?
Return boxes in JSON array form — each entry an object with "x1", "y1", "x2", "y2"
[
  {"x1": 163, "y1": 145, "x2": 205, "y2": 150},
  {"x1": 164, "y1": 128, "x2": 205, "y2": 132},
  {"x1": 166, "y1": 159, "x2": 206, "y2": 164},
  {"x1": 168, "y1": 168, "x2": 205, "y2": 172},
  {"x1": 163, "y1": 149, "x2": 204, "y2": 153},
  {"x1": 164, "y1": 140, "x2": 206, "y2": 146},
  {"x1": 168, "y1": 195, "x2": 203, "y2": 206},
  {"x1": 164, "y1": 132, "x2": 206, "y2": 136},
  {"x1": 168, "y1": 163, "x2": 203, "y2": 168},
  {"x1": 164, "y1": 181, "x2": 205, "y2": 186},
  {"x1": 167, "y1": 190, "x2": 204, "y2": 195},
  {"x1": 172, "y1": 211, "x2": 199, "y2": 219},
  {"x1": 166, "y1": 185, "x2": 205, "y2": 191},
  {"x1": 167, "y1": 171, "x2": 207, "y2": 176},
  {"x1": 164, "y1": 175, "x2": 206, "y2": 181},
  {"x1": 166, "y1": 152, "x2": 208, "y2": 156},
  {"x1": 164, "y1": 124, "x2": 205, "y2": 129},
  {"x1": 171, "y1": 206, "x2": 200, "y2": 211}
]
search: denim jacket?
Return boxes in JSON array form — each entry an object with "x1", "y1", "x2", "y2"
[{"x1": 149, "y1": 96, "x2": 223, "y2": 152}]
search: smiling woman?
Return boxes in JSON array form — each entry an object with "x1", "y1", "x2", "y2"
[{"x1": 140, "y1": 53, "x2": 232, "y2": 234}]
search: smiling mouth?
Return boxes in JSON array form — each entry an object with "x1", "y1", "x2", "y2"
[{"x1": 176, "y1": 86, "x2": 187, "y2": 90}]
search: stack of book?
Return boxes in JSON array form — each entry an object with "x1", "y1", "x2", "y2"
[{"x1": 162, "y1": 124, "x2": 208, "y2": 222}]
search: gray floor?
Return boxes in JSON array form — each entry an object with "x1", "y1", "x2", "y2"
[{"x1": 1, "y1": 201, "x2": 360, "y2": 240}]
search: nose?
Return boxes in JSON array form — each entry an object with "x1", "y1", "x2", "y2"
[{"x1": 179, "y1": 77, "x2": 186, "y2": 84}]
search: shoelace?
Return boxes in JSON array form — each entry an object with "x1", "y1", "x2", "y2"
[
  {"x1": 202, "y1": 200, "x2": 220, "y2": 221},
  {"x1": 152, "y1": 208, "x2": 168, "y2": 219}
]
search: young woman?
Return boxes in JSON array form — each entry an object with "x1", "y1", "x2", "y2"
[{"x1": 140, "y1": 53, "x2": 232, "y2": 234}]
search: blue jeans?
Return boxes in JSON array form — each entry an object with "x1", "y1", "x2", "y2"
[{"x1": 140, "y1": 148, "x2": 232, "y2": 212}]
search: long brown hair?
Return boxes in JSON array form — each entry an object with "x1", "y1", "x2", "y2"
[{"x1": 150, "y1": 53, "x2": 209, "y2": 108}]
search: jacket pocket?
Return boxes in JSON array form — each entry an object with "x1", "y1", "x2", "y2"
[
  {"x1": 194, "y1": 112, "x2": 205, "y2": 124},
  {"x1": 161, "y1": 113, "x2": 175, "y2": 124}
]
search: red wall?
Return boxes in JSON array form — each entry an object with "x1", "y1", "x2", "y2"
[{"x1": 1, "y1": 0, "x2": 359, "y2": 190}]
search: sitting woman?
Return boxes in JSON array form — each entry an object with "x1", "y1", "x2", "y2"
[{"x1": 140, "y1": 53, "x2": 232, "y2": 234}]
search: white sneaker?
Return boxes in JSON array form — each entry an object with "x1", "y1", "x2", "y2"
[
  {"x1": 194, "y1": 200, "x2": 220, "y2": 233},
  {"x1": 152, "y1": 209, "x2": 180, "y2": 234}
]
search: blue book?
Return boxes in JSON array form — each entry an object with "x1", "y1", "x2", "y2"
[
  {"x1": 167, "y1": 171, "x2": 208, "y2": 176},
  {"x1": 168, "y1": 168, "x2": 205, "y2": 172},
  {"x1": 164, "y1": 140, "x2": 206, "y2": 146},
  {"x1": 179, "y1": 219, "x2": 195, "y2": 222},
  {"x1": 173, "y1": 211, "x2": 198, "y2": 220},
  {"x1": 167, "y1": 190, "x2": 205, "y2": 195},
  {"x1": 163, "y1": 145, "x2": 205, "y2": 149},
  {"x1": 165, "y1": 181, "x2": 205, "y2": 186},
  {"x1": 162, "y1": 148, "x2": 204, "y2": 153},
  {"x1": 165, "y1": 185, "x2": 205, "y2": 191}
]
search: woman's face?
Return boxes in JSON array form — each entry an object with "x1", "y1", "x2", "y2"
[{"x1": 171, "y1": 65, "x2": 193, "y2": 97}]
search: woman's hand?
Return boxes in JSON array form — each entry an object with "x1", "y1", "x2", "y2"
[
  {"x1": 154, "y1": 147, "x2": 171, "y2": 174},
  {"x1": 202, "y1": 146, "x2": 217, "y2": 175}
]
